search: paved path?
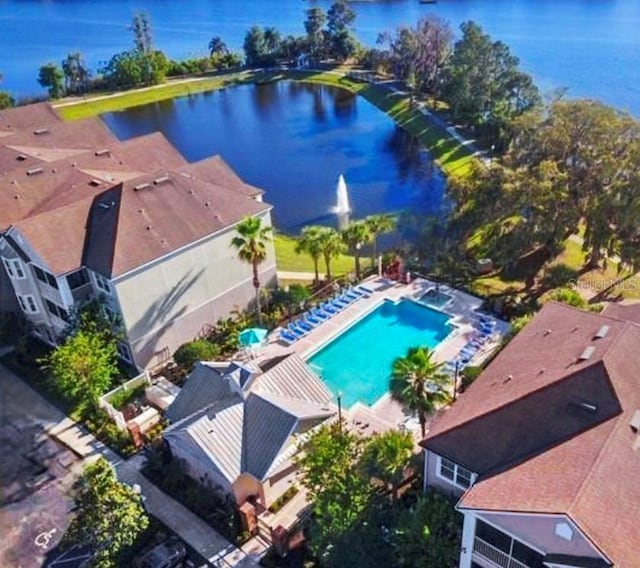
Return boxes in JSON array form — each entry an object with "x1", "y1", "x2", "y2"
[
  {"x1": 1, "y1": 361, "x2": 258, "y2": 568},
  {"x1": 277, "y1": 270, "x2": 319, "y2": 281}
]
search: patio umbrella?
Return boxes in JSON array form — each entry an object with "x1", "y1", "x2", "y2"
[{"x1": 238, "y1": 327, "x2": 268, "y2": 347}]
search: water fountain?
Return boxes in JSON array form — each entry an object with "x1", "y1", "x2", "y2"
[{"x1": 333, "y1": 174, "x2": 351, "y2": 214}]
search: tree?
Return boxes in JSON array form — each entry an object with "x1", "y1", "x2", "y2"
[
  {"x1": 317, "y1": 227, "x2": 345, "y2": 281},
  {"x1": 174, "y1": 339, "x2": 220, "y2": 372},
  {"x1": 304, "y1": 7, "x2": 327, "y2": 62},
  {"x1": 231, "y1": 216, "x2": 272, "y2": 325},
  {"x1": 243, "y1": 26, "x2": 281, "y2": 67},
  {"x1": 62, "y1": 52, "x2": 90, "y2": 94},
  {"x1": 361, "y1": 430, "x2": 413, "y2": 502},
  {"x1": 0, "y1": 71, "x2": 14, "y2": 109},
  {"x1": 342, "y1": 220, "x2": 372, "y2": 279},
  {"x1": 208, "y1": 36, "x2": 229, "y2": 57},
  {"x1": 364, "y1": 214, "x2": 396, "y2": 266},
  {"x1": 295, "y1": 226, "x2": 325, "y2": 284},
  {"x1": 295, "y1": 423, "x2": 373, "y2": 556},
  {"x1": 131, "y1": 12, "x2": 153, "y2": 54},
  {"x1": 47, "y1": 328, "x2": 118, "y2": 410},
  {"x1": 390, "y1": 491, "x2": 461, "y2": 567},
  {"x1": 101, "y1": 49, "x2": 168, "y2": 88},
  {"x1": 38, "y1": 63, "x2": 65, "y2": 98},
  {"x1": 442, "y1": 21, "x2": 540, "y2": 149},
  {"x1": 327, "y1": 1, "x2": 358, "y2": 61},
  {"x1": 65, "y1": 458, "x2": 149, "y2": 567},
  {"x1": 390, "y1": 347, "x2": 450, "y2": 438}
]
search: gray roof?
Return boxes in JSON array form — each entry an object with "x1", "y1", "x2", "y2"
[
  {"x1": 165, "y1": 353, "x2": 336, "y2": 482},
  {"x1": 165, "y1": 362, "x2": 232, "y2": 423},
  {"x1": 253, "y1": 353, "x2": 334, "y2": 404}
]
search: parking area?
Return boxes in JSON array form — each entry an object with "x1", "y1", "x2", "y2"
[{"x1": 0, "y1": 363, "x2": 82, "y2": 568}]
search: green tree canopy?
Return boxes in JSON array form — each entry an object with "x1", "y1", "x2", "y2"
[
  {"x1": 62, "y1": 52, "x2": 90, "y2": 94},
  {"x1": 317, "y1": 226, "x2": 345, "y2": 281},
  {"x1": 364, "y1": 213, "x2": 396, "y2": 265},
  {"x1": 47, "y1": 327, "x2": 119, "y2": 409},
  {"x1": 391, "y1": 346, "x2": 450, "y2": 438},
  {"x1": 38, "y1": 63, "x2": 65, "y2": 98},
  {"x1": 231, "y1": 216, "x2": 272, "y2": 324},
  {"x1": 131, "y1": 12, "x2": 153, "y2": 54},
  {"x1": 326, "y1": 1, "x2": 358, "y2": 61},
  {"x1": 341, "y1": 220, "x2": 372, "y2": 279},
  {"x1": 295, "y1": 226, "x2": 325, "y2": 283},
  {"x1": 208, "y1": 36, "x2": 229, "y2": 56},
  {"x1": 65, "y1": 458, "x2": 149, "y2": 567},
  {"x1": 295, "y1": 423, "x2": 373, "y2": 556},
  {"x1": 304, "y1": 7, "x2": 327, "y2": 61}
]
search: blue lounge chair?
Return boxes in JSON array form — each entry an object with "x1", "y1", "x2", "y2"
[
  {"x1": 332, "y1": 296, "x2": 350, "y2": 309},
  {"x1": 304, "y1": 312, "x2": 322, "y2": 326},
  {"x1": 329, "y1": 299, "x2": 346, "y2": 311},
  {"x1": 287, "y1": 323, "x2": 307, "y2": 339},
  {"x1": 322, "y1": 302, "x2": 339, "y2": 315},
  {"x1": 312, "y1": 307, "x2": 331, "y2": 320},
  {"x1": 356, "y1": 285, "x2": 373, "y2": 297},
  {"x1": 339, "y1": 293, "x2": 357, "y2": 304},
  {"x1": 279, "y1": 329, "x2": 297, "y2": 345},
  {"x1": 296, "y1": 319, "x2": 314, "y2": 333}
]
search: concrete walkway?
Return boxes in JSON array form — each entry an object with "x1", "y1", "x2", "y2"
[
  {"x1": 0, "y1": 361, "x2": 258, "y2": 568},
  {"x1": 277, "y1": 270, "x2": 319, "y2": 281}
]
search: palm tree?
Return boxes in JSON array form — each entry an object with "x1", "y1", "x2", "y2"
[
  {"x1": 365, "y1": 214, "x2": 396, "y2": 267},
  {"x1": 231, "y1": 216, "x2": 272, "y2": 325},
  {"x1": 208, "y1": 36, "x2": 229, "y2": 57},
  {"x1": 295, "y1": 226, "x2": 324, "y2": 284},
  {"x1": 361, "y1": 430, "x2": 414, "y2": 502},
  {"x1": 390, "y1": 347, "x2": 450, "y2": 439},
  {"x1": 341, "y1": 221, "x2": 372, "y2": 280},
  {"x1": 317, "y1": 227, "x2": 344, "y2": 281}
]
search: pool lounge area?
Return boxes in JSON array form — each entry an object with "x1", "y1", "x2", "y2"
[{"x1": 257, "y1": 276, "x2": 510, "y2": 432}]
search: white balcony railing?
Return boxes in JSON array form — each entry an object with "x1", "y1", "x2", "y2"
[{"x1": 473, "y1": 537, "x2": 529, "y2": 568}]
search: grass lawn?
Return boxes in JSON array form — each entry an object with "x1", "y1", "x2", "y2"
[
  {"x1": 55, "y1": 69, "x2": 475, "y2": 179},
  {"x1": 274, "y1": 233, "x2": 356, "y2": 276}
]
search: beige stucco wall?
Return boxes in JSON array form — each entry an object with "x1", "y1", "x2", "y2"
[{"x1": 113, "y1": 211, "x2": 277, "y2": 368}]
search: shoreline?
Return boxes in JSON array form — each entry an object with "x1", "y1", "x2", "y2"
[{"x1": 53, "y1": 68, "x2": 476, "y2": 180}]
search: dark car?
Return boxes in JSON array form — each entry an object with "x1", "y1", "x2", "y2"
[{"x1": 137, "y1": 538, "x2": 187, "y2": 568}]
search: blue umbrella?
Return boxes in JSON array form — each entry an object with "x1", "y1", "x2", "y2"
[{"x1": 238, "y1": 327, "x2": 268, "y2": 347}]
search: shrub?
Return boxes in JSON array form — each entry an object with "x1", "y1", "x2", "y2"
[
  {"x1": 459, "y1": 366, "x2": 482, "y2": 391},
  {"x1": 268, "y1": 485, "x2": 299, "y2": 513},
  {"x1": 543, "y1": 263, "x2": 579, "y2": 289},
  {"x1": 173, "y1": 339, "x2": 220, "y2": 371},
  {"x1": 108, "y1": 383, "x2": 146, "y2": 410},
  {"x1": 549, "y1": 287, "x2": 586, "y2": 308}
]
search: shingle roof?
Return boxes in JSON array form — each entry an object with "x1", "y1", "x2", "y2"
[
  {"x1": 0, "y1": 103, "x2": 61, "y2": 135},
  {"x1": 424, "y1": 303, "x2": 640, "y2": 567},
  {"x1": 176, "y1": 155, "x2": 263, "y2": 198},
  {"x1": 165, "y1": 353, "x2": 336, "y2": 482}
]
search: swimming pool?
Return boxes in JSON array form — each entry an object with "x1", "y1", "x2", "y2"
[
  {"x1": 308, "y1": 299, "x2": 453, "y2": 408},
  {"x1": 420, "y1": 289, "x2": 453, "y2": 309}
]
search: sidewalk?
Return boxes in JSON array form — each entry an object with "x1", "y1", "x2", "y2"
[{"x1": 0, "y1": 363, "x2": 260, "y2": 568}]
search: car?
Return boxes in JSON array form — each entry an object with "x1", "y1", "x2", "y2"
[{"x1": 136, "y1": 538, "x2": 187, "y2": 568}]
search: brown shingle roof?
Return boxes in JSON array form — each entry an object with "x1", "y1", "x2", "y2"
[
  {"x1": 176, "y1": 155, "x2": 263, "y2": 198},
  {"x1": 424, "y1": 303, "x2": 640, "y2": 566},
  {"x1": 0, "y1": 103, "x2": 61, "y2": 135}
]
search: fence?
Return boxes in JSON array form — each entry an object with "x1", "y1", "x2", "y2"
[{"x1": 99, "y1": 372, "x2": 151, "y2": 431}]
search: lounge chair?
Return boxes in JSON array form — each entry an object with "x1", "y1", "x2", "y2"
[
  {"x1": 312, "y1": 307, "x2": 331, "y2": 320},
  {"x1": 296, "y1": 319, "x2": 314, "y2": 333},
  {"x1": 358, "y1": 284, "x2": 374, "y2": 295},
  {"x1": 322, "y1": 302, "x2": 340, "y2": 315},
  {"x1": 345, "y1": 288, "x2": 362, "y2": 301},
  {"x1": 287, "y1": 323, "x2": 307, "y2": 338},
  {"x1": 332, "y1": 296, "x2": 350, "y2": 309},
  {"x1": 279, "y1": 329, "x2": 297, "y2": 345},
  {"x1": 304, "y1": 312, "x2": 322, "y2": 326},
  {"x1": 340, "y1": 292, "x2": 358, "y2": 304}
]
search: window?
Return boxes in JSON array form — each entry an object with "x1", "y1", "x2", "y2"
[
  {"x1": 33, "y1": 265, "x2": 59, "y2": 289},
  {"x1": 2, "y1": 258, "x2": 25, "y2": 279},
  {"x1": 17, "y1": 294, "x2": 38, "y2": 314},
  {"x1": 438, "y1": 457, "x2": 473, "y2": 489},
  {"x1": 94, "y1": 273, "x2": 111, "y2": 294},
  {"x1": 66, "y1": 268, "x2": 89, "y2": 290},
  {"x1": 45, "y1": 299, "x2": 69, "y2": 323}
]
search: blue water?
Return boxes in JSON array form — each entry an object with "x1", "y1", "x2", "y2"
[
  {"x1": 1, "y1": 0, "x2": 639, "y2": 114},
  {"x1": 101, "y1": 82, "x2": 447, "y2": 231},
  {"x1": 308, "y1": 299, "x2": 452, "y2": 407}
]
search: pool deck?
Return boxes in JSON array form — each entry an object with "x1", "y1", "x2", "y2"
[{"x1": 253, "y1": 276, "x2": 510, "y2": 434}]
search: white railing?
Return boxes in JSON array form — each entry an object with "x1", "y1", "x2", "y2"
[{"x1": 473, "y1": 537, "x2": 529, "y2": 568}]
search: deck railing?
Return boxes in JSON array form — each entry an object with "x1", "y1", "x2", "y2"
[{"x1": 473, "y1": 537, "x2": 529, "y2": 568}]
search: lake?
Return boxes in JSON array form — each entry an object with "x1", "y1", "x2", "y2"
[
  {"x1": 0, "y1": 0, "x2": 639, "y2": 115},
  {"x1": 102, "y1": 82, "x2": 447, "y2": 232}
]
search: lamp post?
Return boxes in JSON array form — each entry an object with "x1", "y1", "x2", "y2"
[{"x1": 337, "y1": 391, "x2": 342, "y2": 432}]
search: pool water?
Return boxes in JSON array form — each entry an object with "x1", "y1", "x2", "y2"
[
  {"x1": 420, "y1": 289, "x2": 453, "y2": 309},
  {"x1": 308, "y1": 300, "x2": 452, "y2": 407}
]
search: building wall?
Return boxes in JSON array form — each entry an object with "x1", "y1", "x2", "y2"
[
  {"x1": 475, "y1": 511, "x2": 606, "y2": 560},
  {"x1": 232, "y1": 473, "x2": 262, "y2": 505},
  {"x1": 113, "y1": 212, "x2": 277, "y2": 369},
  {"x1": 423, "y1": 449, "x2": 469, "y2": 498}
]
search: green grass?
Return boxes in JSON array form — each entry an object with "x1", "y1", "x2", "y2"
[
  {"x1": 274, "y1": 233, "x2": 356, "y2": 275},
  {"x1": 55, "y1": 69, "x2": 475, "y2": 179}
]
